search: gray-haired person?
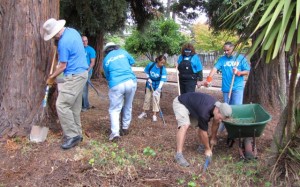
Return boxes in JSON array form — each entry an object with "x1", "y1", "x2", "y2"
[{"x1": 173, "y1": 92, "x2": 232, "y2": 167}]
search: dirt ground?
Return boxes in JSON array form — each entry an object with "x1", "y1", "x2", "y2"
[{"x1": 0, "y1": 71, "x2": 280, "y2": 187}]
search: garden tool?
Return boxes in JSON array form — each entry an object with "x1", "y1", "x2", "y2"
[
  {"x1": 202, "y1": 144, "x2": 214, "y2": 174},
  {"x1": 228, "y1": 71, "x2": 236, "y2": 102},
  {"x1": 176, "y1": 66, "x2": 181, "y2": 95},
  {"x1": 149, "y1": 84, "x2": 166, "y2": 126},
  {"x1": 87, "y1": 79, "x2": 106, "y2": 99},
  {"x1": 30, "y1": 47, "x2": 56, "y2": 143}
]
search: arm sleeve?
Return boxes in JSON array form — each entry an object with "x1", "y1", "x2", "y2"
[
  {"x1": 192, "y1": 55, "x2": 203, "y2": 73},
  {"x1": 126, "y1": 51, "x2": 135, "y2": 66},
  {"x1": 158, "y1": 81, "x2": 164, "y2": 89}
]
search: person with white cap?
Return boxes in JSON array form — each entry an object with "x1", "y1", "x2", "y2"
[
  {"x1": 103, "y1": 42, "x2": 137, "y2": 141},
  {"x1": 42, "y1": 18, "x2": 88, "y2": 149},
  {"x1": 173, "y1": 92, "x2": 232, "y2": 167}
]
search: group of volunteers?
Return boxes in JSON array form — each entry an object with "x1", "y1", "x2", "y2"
[{"x1": 42, "y1": 18, "x2": 252, "y2": 167}]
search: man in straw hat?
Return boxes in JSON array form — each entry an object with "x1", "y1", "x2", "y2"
[
  {"x1": 43, "y1": 18, "x2": 88, "y2": 150},
  {"x1": 173, "y1": 92, "x2": 232, "y2": 167}
]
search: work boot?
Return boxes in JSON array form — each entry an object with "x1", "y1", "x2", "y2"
[
  {"x1": 61, "y1": 135, "x2": 82, "y2": 150},
  {"x1": 175, "y1": 153, "x2": 190, "y2": 167},
  {"x1": 120, "y1": 128, "x2": 129, "y2": 136},
  {"x1": 152, "y1": 115, "x2": 157, "y2": 122},
  {"x1": 138, "y1": 112, "x2": 147, "y2": 119}
]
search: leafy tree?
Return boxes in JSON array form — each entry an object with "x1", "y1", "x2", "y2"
[
  {"x1": 60, "y1": 0, "x2": 128, "y2": 78},
  {"x1": 60, "y1": 0, "x2": 164, "y2": 78},
  {"x1": 193, "y1": 23, "x2": 239, "y2": 51},
  {"x1": 125, "y1": 19, "x2": 187, "y2": 61}
]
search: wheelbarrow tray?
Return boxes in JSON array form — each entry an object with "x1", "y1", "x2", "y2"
[{"x1": 223, "y1": 104, "x2": 271, "y2": 139}]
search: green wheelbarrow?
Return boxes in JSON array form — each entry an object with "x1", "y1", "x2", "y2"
[{"x1": 223, "y1": 104, "x2": 272, "y2": 159}]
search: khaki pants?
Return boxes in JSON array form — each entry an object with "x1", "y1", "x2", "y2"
[
  {"x1": 173, "y1": 96, "x2": 197, "y2": 128},
  {"x1": 142, "y1": 87, "x2": 160, "y2": 112},
  {"x1": 56, "y1": 71, "x2": 88, "y2": 138}
]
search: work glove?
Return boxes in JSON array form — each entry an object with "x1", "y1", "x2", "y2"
[
  {"x1": 153, "y1": 88, "x2": 161, "y2": 97},
  {"x1": 233, "y1": 67, "x2": 242, "y2": 76},
  {"x1": 204, "y1": 76, "x2": 212, "y2": 87},
  {"x1": 46, "y1": 77, "x2": 56, "y2": 85},
  {"x1": 147, "y1": 78, "x2": 152, "y2": 85}
]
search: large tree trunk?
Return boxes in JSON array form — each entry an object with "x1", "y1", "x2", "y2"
[
  {"x1": 92, "y1": 32, "x2": 104, "y2": 79},
  {"x1": 0, "y1": 0, "x2": 59, "y2": 137},
  {"x1": 244, "y1": 57, "x2": 280, "y2": 107}
]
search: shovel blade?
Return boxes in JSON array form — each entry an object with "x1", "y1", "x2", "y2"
[{"x1": 30, "y1": 126, "x2": 49, "y2": 143}]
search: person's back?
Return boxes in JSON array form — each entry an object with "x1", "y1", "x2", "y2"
[
  {"x1": 103, "y1": 48, "x2": 136, "y2": 88},
  {"x1": 103, "y1": 42, "x2": 137, "y2": 141},
  {"x1": 58, "y1": 28, "x2": 88, "y2": 75}
]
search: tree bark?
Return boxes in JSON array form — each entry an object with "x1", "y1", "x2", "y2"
[
  {"x1": 279, "y1": 44, "x2": 287, "y2": 110},
  {"x1": 92, "y1": 32, "x2": 104, "y2": 79},
  {"x1": 244, "y1": 57, "x2": 280, "y2": 107},
  {"x1": 0, "y1": 0, "x2": 59, "y2": 137}
]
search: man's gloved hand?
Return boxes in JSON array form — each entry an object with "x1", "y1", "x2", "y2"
[
  {"x1": 46, "y1": 77, "x2": 56, "y2": 85},
  {"x1": 147, "y1": 78, "x2": 152, "y2": 84},
  {"x1": 204, "y1": 76, "x2": 212, "y2": 87},
  {"x1": 233, "y1": 67, "x2": 242, "y2": 76},
  {"x1": 153, "y1": 88, "x2": 161, "y2": 97}
]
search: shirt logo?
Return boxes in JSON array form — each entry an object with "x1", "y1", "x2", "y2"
[
  {"x1": 224, "y1": 61, "x2": 239, "y2": 67},
  {"x1": 105, "y1": 54, "x2": 126, "y2": 66}
]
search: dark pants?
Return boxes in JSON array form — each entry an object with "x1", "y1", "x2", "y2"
[{"x1": 179, "y1": 79, "x2": 197, "y2": 94}]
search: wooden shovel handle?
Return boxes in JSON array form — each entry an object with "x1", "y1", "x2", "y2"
[
  {"x1": 49, "y1": 47, "x2": 57, "y2": 75},
  {"x1": 228, "y1": 73, "x2": 235, "y2": 101}
]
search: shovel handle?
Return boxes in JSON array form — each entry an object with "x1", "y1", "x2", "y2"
[{"x1": 49, "y1": 47, "x2": 57, "y2": 75}]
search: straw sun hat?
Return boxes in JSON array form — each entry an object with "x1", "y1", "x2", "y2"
[{"x1": 43, "y1": 18, "x2": 66, "y2": 41}]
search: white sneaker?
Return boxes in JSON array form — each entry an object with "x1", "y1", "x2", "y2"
[
  {"x1": 138, "y1": 112, "x2": 147, "y2": 119},
  {"x1": 152, "y1": 115, "x2": 157, "y2": 122}
]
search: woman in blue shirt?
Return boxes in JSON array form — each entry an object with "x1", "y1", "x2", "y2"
[
  {"x1": 103, "y1": 42, "x2": 137, "y2": 141},
  {"x1": 138, "y1": 55, "x2": 167, "y2": 122},
  {"x1": 177, "y1": 43, "x2": 203, "y2": 94}
]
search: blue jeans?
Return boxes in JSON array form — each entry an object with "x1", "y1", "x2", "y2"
[
  {"x1": 223, "y1": 89, "x2": 244, "y2": 105},
  {"x1": 108, "y1": 79, "x2": 137, "y2": 136},
  {"x1": 82, "y1": 73, "x2": 92, "y2": 109},
  {"x1": 219, "y1": 89, "x2": 244, "y2": 132}
]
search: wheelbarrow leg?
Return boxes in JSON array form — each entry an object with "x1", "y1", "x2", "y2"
[
  {"x1": 238, "y1": 130, "x2": 245, "y2": 159},
  {"x1": 253, "y1": 129, "x2": 257, "y2": 158}
]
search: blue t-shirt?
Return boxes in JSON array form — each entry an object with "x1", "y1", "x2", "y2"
[
  {"x1": 103, "y1": 49, "x2": 136, "y2": 88},
  {"x1": 58, "y1": 28, "x2": 88, "y2": 76},
  {"x1": 84, "y1": 45, "x2": 96, "y2": 75},
  {"x1": 144, "y1": 62, "x2": 167, "y2": 90},
  {"x1": 177, "y1": 54, "x2": 203, "y2": 73},
  {"x1": 214, "y1": 54, "x2": 250, "y2": 92}
]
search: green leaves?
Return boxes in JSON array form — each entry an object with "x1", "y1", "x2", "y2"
[
  {"x1": 125, "y1": 19, "x2": 186, "y2": 60},
  {"x1": 220, "y1": 0, "x2": 300, "y2": 62}
]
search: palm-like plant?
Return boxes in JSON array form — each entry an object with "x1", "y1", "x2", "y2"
[{"x1": 216, "y1": 0, "x2": 300, "y2": 184}]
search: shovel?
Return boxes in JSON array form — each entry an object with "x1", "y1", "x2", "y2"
[
  {"x1": 30, "y1": 47, "x2": 57, "y2": 143},
  {"x1": 87, "y1": 79, "x2": 107, "y2": 99}
]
